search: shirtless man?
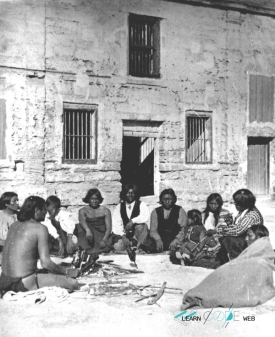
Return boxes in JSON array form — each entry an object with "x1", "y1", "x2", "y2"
[{"x1": 0, "y1": 196, "x2": 79, "y2": 293}]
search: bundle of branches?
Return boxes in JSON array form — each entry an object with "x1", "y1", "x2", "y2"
[{"x1": 78, "y1": 260, "x2": 144, "y2": 279}]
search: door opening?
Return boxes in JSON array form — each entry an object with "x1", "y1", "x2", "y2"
[
  {"x1": 247, "y1": 137, "x2": 272, "y2": 195},
  {"x1": 120, "y1": 136, "x2": 155, "y2": 197}
]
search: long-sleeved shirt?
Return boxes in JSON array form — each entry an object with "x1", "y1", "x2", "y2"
[
  {"x1": 112, "y1": 201, "x2": 150, "y2": 236},
  {"x1": 0, "y1": 211, "x2": 17, "y2": 245},
  {"x1": 42, "y1": 209, "x2": 76, "y2": 239},
  {"x1": 221, "y1": 207, "x2": 263, "y2": 237},
  {"x1": 150, "y1": 206, "x2": 187, "y2": 242}
]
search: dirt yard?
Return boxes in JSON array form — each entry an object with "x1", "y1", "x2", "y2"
[
  {"x1": 1, "y1": 252, "x2": 275, "y2": 337},
  {"x1": 1, "y1": 198, "x2": 275, "y2": 337}
]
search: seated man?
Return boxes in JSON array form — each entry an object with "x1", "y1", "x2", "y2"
[
  {"x1": 0, "y1": 196, "x2": 79, "y2": 294},
  {"x1": 147, "y1": 188, "x2": 187, "y2": 253},
  {"x1": 76, "y1": 188, "x2": 118, "y2": 257},
  {"x1": 112, "y1": 183, "x2": 150, "y2": 251},
  {"x1": 42, "y1": 196, "x2": 77, "y2": 257},
  {"x1": 0, "y1": 192, "x2": 20, "y2": 265}
]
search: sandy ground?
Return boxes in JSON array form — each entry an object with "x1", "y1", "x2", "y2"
[{"x1": 1, "y1": 198, "x2": 275, "y2": 337}]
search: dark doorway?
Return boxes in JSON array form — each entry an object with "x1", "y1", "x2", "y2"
[
  {"x1": 120, "y1": 136, "x2": 154, "y2": 196},
  {"x1": 247, "y1": 137, "x2": 272, "y2": 195}
]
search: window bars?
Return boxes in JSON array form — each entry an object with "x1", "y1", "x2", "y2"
[
  {"x1": 63, "y1": 105, "x2": 97, "y2": 163},
  {"x1": 129, "y1": 14, "x2": 160, "y2": 78},
  {"x1": 186, "y1": 115, "x2": 212, "y2": 163}
]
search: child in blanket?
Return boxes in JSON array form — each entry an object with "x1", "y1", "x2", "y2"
[{"x1": 172, "y1": 209, "x2": 207, "y2": 265}]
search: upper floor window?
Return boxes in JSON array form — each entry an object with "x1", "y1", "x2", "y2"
[
  {"x1": 129, "y1": 13, "x2": 160, "y2": 78},
  {"x1": 63, "y1": 103, "x2": 97, "y2": 163},
  {"x1": 249, "y1": 74, "x2": 274, "y2": 123},
  {"x1": 186, "y1": 113, "x2": 212, "y2": 164}
]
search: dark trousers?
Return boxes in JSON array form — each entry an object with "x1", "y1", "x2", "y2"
[{"x1": 139, "y1": 235, "x2": 175, "y2": 253}]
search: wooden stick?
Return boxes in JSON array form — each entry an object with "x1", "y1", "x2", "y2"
[
  {"x1": 135, "y1": 294, "x2": 157, "y2": 302},
  {"x1": 147, "y1": 282, "x2": 167, "y2": 305},
  {"x1": 133, "y1": 284, "x2": 182, "y2": 291},
  {"x1": 77, "y1": 280, "x2": 128, "y2": 287}
]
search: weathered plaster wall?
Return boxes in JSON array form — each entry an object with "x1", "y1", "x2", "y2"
[{"x1": 1, "y1": 0, "x2": 275, "y2": 210}]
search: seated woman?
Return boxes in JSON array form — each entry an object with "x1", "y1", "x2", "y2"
[
  {"x1": 75, "y1": 189, "x2": 119, "y2": 260},
  {"x1": 0, "y1": 192, "x2": 20, "y2": 265},
  {"x1": 171, "y1": 209, "x2": 206, "y2": 265},
  {"x1": 190, "y1": 193, "x2": 233, "y2": 269},
  {"x1": 146, "y1": 188, "x2": 187, "y2": 253},
  {"x1": 218, "y1": 188, "x2": 263, "y2": 264}
]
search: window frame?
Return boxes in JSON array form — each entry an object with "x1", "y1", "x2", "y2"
[
  {"x1": 62, "y1": 102, "x2": 98, "y2": 164},
  {"x1": 128, "y1": 13, "x2": 161, "y2": 78},
  {"x1": 185, "y1": 112, "x2": 212, "y2": 164}
]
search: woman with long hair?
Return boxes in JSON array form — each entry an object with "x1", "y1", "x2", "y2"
[
  {"x1": 218, "y1": 188, "x2": 264, "y2": 263},
  {"x1": 202, "y1": 193, "x2": 232, "y2": 231},
  {"x1": 179, "y1": 193, "x2": 232, "y2": 269}
]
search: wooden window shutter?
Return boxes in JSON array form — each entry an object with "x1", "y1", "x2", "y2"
[{"x1": 249, "y1": 75, "x2": 274, "y2": 123}]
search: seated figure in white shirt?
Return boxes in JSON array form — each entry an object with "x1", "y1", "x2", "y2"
[
  {"x1": 42, "y1": 196, "x2": 77, "y2": 257},
  {"x1": 112, "y1": 183, "x2": 150, "y2": 251}
]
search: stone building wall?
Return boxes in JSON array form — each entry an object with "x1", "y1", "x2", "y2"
[{"x1": 1, "y1": 0, "x2": 275, "y2": 212}]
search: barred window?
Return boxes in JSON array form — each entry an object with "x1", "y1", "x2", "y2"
[
  {"x1": 129, "y1": 13, "x2": 160, "y2": 78},
  {"x1": 63, "y1": 103, "x2": 97, "y2": 163},
  {"x1": 186, "y1": 114, "x2": 212, "y2": 164}
]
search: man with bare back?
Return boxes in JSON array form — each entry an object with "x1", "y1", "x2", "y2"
[{"x1": 0, "y1": 196, "x2": 79, "y2": 293}]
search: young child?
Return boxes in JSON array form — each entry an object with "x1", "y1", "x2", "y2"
[
  {"x1": 42, "y1": 195, "x2": 77, "y2": 257},
  {"x1": 173, "y1": 209, "x2": 206, "y2": 265}
]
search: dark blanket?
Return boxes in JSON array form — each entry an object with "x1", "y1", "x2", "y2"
[{"x1": 182, "y1": 237, "x2": 275, "y2": 308}]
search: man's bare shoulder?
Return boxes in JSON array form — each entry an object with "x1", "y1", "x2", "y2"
[
  {"x1": 100, "y1": 205, "x2": 110, "y2": 214},
  {"x1": 79, "y1": 206, "x2": 89, "y2": 214},
  {"x1": 13, "y1": 220, "x2": 48, "y2": 233}
]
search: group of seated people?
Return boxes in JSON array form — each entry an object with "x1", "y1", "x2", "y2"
[{"x1": 0, "y1": 183, "x2": 269, "y2": 294}]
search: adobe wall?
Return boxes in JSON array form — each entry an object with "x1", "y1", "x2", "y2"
[{"x1": 1, "y1": 0, "x2": 275, "y2": 211}]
